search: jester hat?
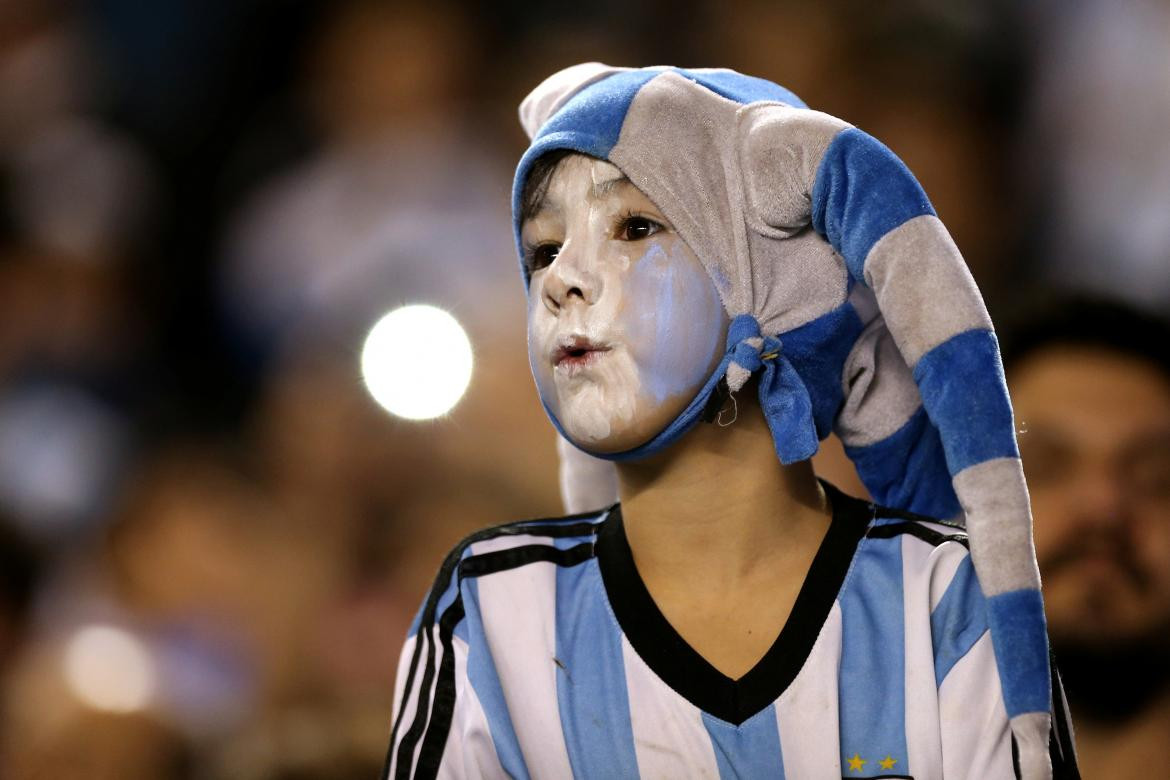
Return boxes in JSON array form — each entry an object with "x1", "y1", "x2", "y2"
[{"x1": 512, "y1": 63, "x2": 1054, "y2": 778}]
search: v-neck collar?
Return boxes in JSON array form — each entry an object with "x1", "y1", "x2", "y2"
[{"x1": 595, "y1": 481, "x2": 874, "y2": 725}]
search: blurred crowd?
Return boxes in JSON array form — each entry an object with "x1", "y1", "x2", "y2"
[{"x1": 0, "y1": 0, "x2": 1165, "y2": 777}]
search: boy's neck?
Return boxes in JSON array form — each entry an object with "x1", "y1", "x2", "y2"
[{"x1": 616, "y1": 390, "x2": 830, "y2": 587}]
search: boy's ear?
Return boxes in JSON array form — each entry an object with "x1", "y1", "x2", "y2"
[{"x1": 519, "y1": 62, "x2": 630, "y2": 139}]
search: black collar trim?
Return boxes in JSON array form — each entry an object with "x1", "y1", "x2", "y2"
[{"x1": 595, "y1": 481, "x2": 873, "y2": 725}]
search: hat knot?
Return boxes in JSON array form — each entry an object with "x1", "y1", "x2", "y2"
[{"x1": 723, "y1": 314, "x2": 819, "y2": 463}]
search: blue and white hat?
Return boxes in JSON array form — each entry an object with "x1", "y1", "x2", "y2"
[{"x1": 513, "y1": 63, "x2": 1053, "y2": 778}]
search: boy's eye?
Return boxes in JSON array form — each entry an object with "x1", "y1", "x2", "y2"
[
  {"x1": 617, "y1": 216, "x2": 662, "y2": 241},
  {"x1": 528, "y1": 243, "x2": 560, "y2": 272}
]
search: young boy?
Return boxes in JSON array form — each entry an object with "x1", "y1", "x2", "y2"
[{"x1": 384, "y1": 64, "x2": 1078, "y2": 779}]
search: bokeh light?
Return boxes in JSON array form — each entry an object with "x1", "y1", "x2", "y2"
[
  {"x1": 64, "y1": 625, "x2": 157, "y2": 713},
  {"x1": 360, "y1": 305, "x2": 473, "y2": 420}
]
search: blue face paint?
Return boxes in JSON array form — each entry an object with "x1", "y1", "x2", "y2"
[{"x1": 627, "y1": 243, "x2": 724, "y2": 406}]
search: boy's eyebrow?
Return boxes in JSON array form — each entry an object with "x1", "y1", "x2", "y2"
[
  {"x1": 589, "y1": 173, "x2": 631, "y2": 200},
  {"x1": 524, "y1": 170, "x2": 632, "y2": 224},
  {"x1": 525, "y1": 196, "x2": 561, "y2": 223}
]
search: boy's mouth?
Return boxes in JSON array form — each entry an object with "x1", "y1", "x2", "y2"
[{"x1": 553, "y1": 336, "x2": 611, "y2": 372}]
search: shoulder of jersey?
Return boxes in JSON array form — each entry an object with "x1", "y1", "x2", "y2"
[
  {"x1": 460, "y1": 505, "x2": 613, "y2": 554},
  {"x1": 407, "y1": 506, "x2": 613, "y2": 639},
  {"x1": 866, "y1": 503, "x2": 970, "y2": 549}
]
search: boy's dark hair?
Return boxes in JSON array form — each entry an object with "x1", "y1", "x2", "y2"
[
  {"x1": 998, "y1": 292, "x2": 1170, "y2": 383},
  {"x1": 519, "y1": 149, "x2": 576, "y2": 225}
]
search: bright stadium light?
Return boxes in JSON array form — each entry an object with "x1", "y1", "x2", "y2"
[
  {"x1": 64, "y1": 624, "x2": 156, "y2": 713},
  {"x1": 361, "y1": 305, "x2": 473, "y2": 420}
]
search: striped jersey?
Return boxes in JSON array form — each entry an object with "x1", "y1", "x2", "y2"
[{"x1": 385, "y1": 483, "x2": 1076, "y2": 779}]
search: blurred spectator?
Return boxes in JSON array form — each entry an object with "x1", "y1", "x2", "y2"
[
  {"x1": 1018, "y1": 0, "x2": 1170, "y2": 309},
  {"x1": 0, "y1": 0, "x2": 155, "y2": 263},
  {"x1": 0, "y1": 380, "x2": 132, "y2": 544},
  {"x1": 1002, "y1": 294, "x2": 1170, "y2": 779},
  {"x1": 6, "y1": 117, "x2": 153, "y2": 262},
  {"x1": 104, "y1": 441, "x2": 342, "y2": 716},
  {"x1": 0, "y1": 1, "x2": 154, "y2": 547},
  {"x1": 0, "y1": 1, "x2": 89, "y2": 153},
  {"x1": 221, "y1": 0, "x2": 519, "y2": 364}
]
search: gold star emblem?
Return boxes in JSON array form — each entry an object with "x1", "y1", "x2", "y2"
[
  {"x1": 878, "y1": 755, "x2": 897, "y2": 770},
  {"x1": 846, "y1": 753, "x2": 867, "y2": 772}
]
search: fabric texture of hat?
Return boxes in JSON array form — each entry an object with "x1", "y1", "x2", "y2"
[{"x1": 513, "y1": 63, "x2": 1055, "y2": 779}]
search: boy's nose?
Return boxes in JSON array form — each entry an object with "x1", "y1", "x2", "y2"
[{"x1": 542, "y1": 244, "x2": 601, "y2": 313}]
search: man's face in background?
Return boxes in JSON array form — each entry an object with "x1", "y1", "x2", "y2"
[{"x1": 1011, "y1": 345, "x2": 1170, "y2": 652}]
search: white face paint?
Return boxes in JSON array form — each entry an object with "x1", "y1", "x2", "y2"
[{"x1": 522, "y1": 154, "x2": 729, "y2": 453}]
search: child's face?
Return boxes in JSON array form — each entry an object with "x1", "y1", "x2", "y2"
[{"x1": 522, "y1": 154, "x2": 728, "y2": 453}]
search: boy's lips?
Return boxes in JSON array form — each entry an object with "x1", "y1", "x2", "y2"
[{"x1": 552, "y1": 336, "x2": 612, "y2": 373}]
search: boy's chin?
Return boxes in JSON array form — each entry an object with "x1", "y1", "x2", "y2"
[
  {"x1": 560, "y1": 419, "x2": 650, "y2": 455},
  {"x1": 555, "y1": 400, "x2": 661, "y2": 456},
  {"x1": 548, "y1": 383, "x2": 685, "y2": 455}
]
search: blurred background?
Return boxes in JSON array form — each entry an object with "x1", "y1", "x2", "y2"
[{"x1": 0, "y1": 0, "x2": 1166, "y2": 777}]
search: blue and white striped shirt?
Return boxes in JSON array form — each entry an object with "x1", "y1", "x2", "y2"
[{"x1": 385, "y1": 484, "x2": 1075, "y2": 779}]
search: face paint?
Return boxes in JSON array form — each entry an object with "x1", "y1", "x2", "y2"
[{"x1": 523, "y1": 155, "x2": 729, "y2": 453}]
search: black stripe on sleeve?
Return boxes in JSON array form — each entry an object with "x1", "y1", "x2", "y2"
[
  {"x1": 395, "y1": 630, "x2": 437, "y2": 778},
  {"x1": 384, "y1": 515, "x2": 607, "y2": 779},
  {"x1": 873, "y1": 503, "x2": 967, "y2": 531},
  {"x1": 394, "y1": 568, "x2": 451, "y2": 778},
  {"x1": 413, "y1": 597, "x2": 467, "y2": 779},
  {"x1": 866, "y1": 520, "x2": 969, "y2": 548},
  {"x1": 388, "y1": 538, "x2": 468, "y2": 778},
  {"x1": 386, "y1": 624, "x2": 426, "y2": 768},
  {"x1": 459, "y1": 541, "x2": 595, "y2": 578},
  {"x1": 411, "y1": 542, "x2": 599, "y2": 779}
]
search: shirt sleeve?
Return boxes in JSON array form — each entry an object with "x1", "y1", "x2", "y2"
[
  {"x1": 383, "y1": 573, "x2": 506, "y2": 780},
  {"x1": 938, "y1": 629, "x2": 1015, "y2": 778},
  {"x1": 384, "y1": 625, "x2": 452, "y2": 779},
  {"x1": 938, "y1": 627, "x2": 1080, "y2": 780}
]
